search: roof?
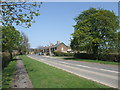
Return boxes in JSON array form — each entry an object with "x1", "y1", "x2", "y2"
[
  {"x1": 51, "y1": 42, "x2": 68, "y2": 48},
  {"x1": 41, "y1": 42, "x2": 68, "y2": 50}
]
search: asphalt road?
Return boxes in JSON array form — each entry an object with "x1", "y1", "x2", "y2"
[{"x1": 27, "y1": 54, "x2": 119, "y2": 88}]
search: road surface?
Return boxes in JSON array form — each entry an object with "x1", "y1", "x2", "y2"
[{"x1": 27, "y1": 54, "x2": 119, "y2": 88}]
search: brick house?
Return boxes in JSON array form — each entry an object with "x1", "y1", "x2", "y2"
[{"x1": 40, "y1": 41, "x2": 71, "y2": 55}]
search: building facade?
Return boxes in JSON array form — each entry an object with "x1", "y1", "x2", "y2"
[{"x1": 40, "y1": 41, "x2": 71, "y2": 55}]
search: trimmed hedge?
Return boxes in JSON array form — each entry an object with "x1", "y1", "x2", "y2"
[
  {"x1": 98, "y1": 54, "x2": 120, "y2": 62},
  {"x1": 54, "y1": 51, "x2": 74, "y2": 56},
  {"x1": 2, "y1": 51, "x2": 17, "y2": 69},
  {"x1": 74, "y1": 53, "x2": 120, "y2": 62},
  {"x1": 2, "y1": 52, "x2": 11, "y2": 69}
]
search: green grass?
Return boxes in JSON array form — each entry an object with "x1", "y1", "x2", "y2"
[
  {"x1": 20, "y1": 55, "x2": 111, "y2": 88},
  {"x1": 2, "y1": 60, "x2": 16, "y2": 88},
  {"x1": 63, "y1": 58, "x2": 120, "y2": 65}
]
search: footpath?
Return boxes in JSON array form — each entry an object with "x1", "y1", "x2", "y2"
[{"x1": 11, "y1": 56, "x2": 33, "y2": 88}]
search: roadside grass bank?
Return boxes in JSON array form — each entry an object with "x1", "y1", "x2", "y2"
[
  {"x1": 63, "y1": 58, "x2": 120, "y2": 65},
  {"x1": 20, "y1": 55, "x2": 110, "y2": 88},
  {"x1": 2, "y1": 60, "x2": 16, "y2": 88}
]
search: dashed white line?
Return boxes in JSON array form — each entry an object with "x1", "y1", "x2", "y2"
[
  {"x1": 60, "y1": 62, "x2": 69, "y2": 64},
  {"x1": 76, "y1": 64, "x2": 119, "y2": 73}
]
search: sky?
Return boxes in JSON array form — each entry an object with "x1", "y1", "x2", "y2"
[{"x1": 15, "y1": 2, "x2": 118, "y2": 48}]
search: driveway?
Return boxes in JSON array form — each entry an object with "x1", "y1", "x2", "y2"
[{"x1": 27, "y1": 54, "x2": 119, "y2": 88}]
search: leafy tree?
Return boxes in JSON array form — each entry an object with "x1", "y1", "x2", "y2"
[
  {"x1": 18, "y1": 32, "x2": 30, "y2": 55},
  {"x1": 1, "y1": 26, "x2": 21, "y2": 59},
  {"x1": 71, "y1": 8, "x2": 119, "y2": 57},
  {"x1": 117, "y1": 32, "x2": 120, "y2": 54},
  {"x1": 1, "y1": 1, "x2": 42, "y2": 28}
]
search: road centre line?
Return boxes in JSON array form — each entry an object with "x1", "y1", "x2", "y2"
[
  {"x1": 60, "y1": 62, "x2": 69, "y2": 64},
  {"x1": 46, "y1": 60, "x2": 118, "y2": 80},
  {"x1": 76, "y1": 64, "x2": 119, "y2": 74},
  {"x1": 33, "y1": 56, "x2": 119, "y2": 74},
  {"x1": 41, "y1": 56, "x2": 119, "y2": 74},
  {"x1": 53, "y1": 60, "x2": 119, "y2": 74}
]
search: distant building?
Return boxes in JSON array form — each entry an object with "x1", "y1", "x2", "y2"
[{"x1": 40, "y1": 41, "x2": 72, "y2": 55}]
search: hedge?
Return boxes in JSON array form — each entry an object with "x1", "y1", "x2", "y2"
[
  {"x1": 2, "y1": 52, "x2": 17, "y2": 69},
  {"x1": 74, "y1": 53, "x2": 120, "y2": 62},
  {"x1": 54, "y1": 51, "x2": 74, "y2": 56},
  {"x1": 2, "y1": 52, "x2": 11, "y2": 69},
  {"x1": 98, "y1": 54, "x2": 120, "y2": 62}
]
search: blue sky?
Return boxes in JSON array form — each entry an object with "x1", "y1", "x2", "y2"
[{"x1": 15, "y1": 2, "x2": 118, "y2": 48}]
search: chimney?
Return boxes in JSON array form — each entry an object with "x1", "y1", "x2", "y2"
[{"x1": 57, "y1": 41, "x2": 61, "y2": 45}]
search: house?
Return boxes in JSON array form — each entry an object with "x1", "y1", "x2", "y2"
[{"x1": 40, "y1": 41, "x2": 72, "y2": 55}]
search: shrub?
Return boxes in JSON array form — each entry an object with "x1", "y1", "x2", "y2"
[
  {"x1": 46, "y1": 52, "x2": 50, "y2": 55},
  {"x1": 74, "y1": 53, "x2": 120, "y2": 62},
  {"x1": 54, "y1": 51, "x2": 74, "y2": 56},
  {"x1": 74, "y1": 53, "x2": 96, "y2": 60},
  {"x1": 54, "y1": 51, "x2": 64, "y2": 56},
  {"x1": 2, "y1": 52, "x2": 11, "y2": 69},
  {"x1": 98, "y1": 54, "x2": 120, "y2": 62},
  {"x1": 64, "y1": 53, "x2": 74, "y2": 56}
]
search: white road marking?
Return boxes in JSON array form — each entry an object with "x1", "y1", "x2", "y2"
[
  {"x1": 60, "y1": 62, "x2": 69, "y2": 64},
  {"x1": 48, "y1": 61, "x2": 118, "y2": 80},
  {"x1": 76, "y1": 64, "x2": 119, "y2": 73},
  {"x1": 44, "y1": 56, "x2": 119, "y2": 74}
]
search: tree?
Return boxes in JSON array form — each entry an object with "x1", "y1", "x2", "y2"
[
  {"x1": 1, "y1": 26, "x2": 21, "y2": 59},
  {"x1": 1, "y1": 1, "x2": 42, "y2": 28},
  {"x1": 117, "y1": 32, "x2": 120, "y2": 54},
  {"x1": 70, "y1": 8, "x2": 119, "y2": 57},
  {"x1": 18, "y1": 32, "x2": 30, "y2": 55}
]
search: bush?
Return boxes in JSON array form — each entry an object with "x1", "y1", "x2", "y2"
[
  {"x1": 46, "y1": 52, "x2": 50, "y2": 55},
  {"x1": 74, "y1": 53, "x2": 120, "y2": 62},
  {"x1": 2, "y1": 52, "x2": 11, "y2": 69},
  {"x1": 54, "y1": 51, "x2": 64, "y2": 56},
  {"x1": 64, "y1": 53, "x2": 74, "y2": 56},
  {"x1": 74, "y1": 53, "x2": 96, "y2": 60},
  {"x1": 54, "y1": 51, "x2": 74, "y2": 56},
  {"x1": 98, "y1": 54, "x2": 120, "y2": 62},
  {"x1": 19, "y1": 51, "x2": 26, "y2": 55}
]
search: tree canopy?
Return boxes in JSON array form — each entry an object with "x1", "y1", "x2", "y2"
[
  {"x1": 1, "y1": 26, "x2": 21, "y2": 52},
  {"x1": 1, "y1": 26, "x2": 22, "y2": 59},
  {"x1": 70, "y1": 8, "x2": 119, "y2": 56},
  {"x1": 1, "y1": 1, "x2": 42, "y2": 28}
]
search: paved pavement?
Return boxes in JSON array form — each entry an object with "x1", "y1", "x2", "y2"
[
  {"x1": 11, "y1": 56, "x2": 33, "y2": 88},
  {"x1": 27, "y1": 54, "x2": 119, "y2": 88}
]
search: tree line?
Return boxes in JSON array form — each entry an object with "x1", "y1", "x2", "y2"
[
  {"x1": 1, "y1": 26, "x2": 30, "y2": 68},
  {"x1": 1, "y1": 1, "x2": 42, "y2": 68}
]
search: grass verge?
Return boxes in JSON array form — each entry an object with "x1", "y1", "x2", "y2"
[
  {"x1": 20, "y1": 55, "x2": 110, "y2": 88},
  {"x1": 2, "y1": 60, "x2": 16, "y2": 88},
  {"x1": 63, "y1": 58, "x2": 120, "y2": 65}
]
